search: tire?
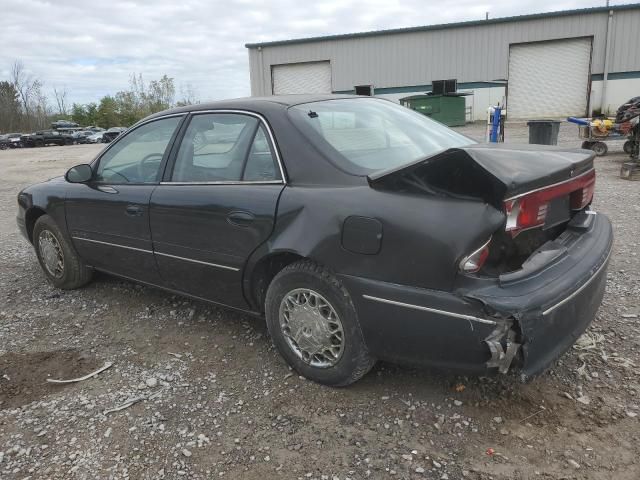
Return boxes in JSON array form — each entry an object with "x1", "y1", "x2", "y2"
[
  {"x1": 33, "y1": 215, "x2": 93, "y2": 289},
  {"x1": 0, "y1": 144, "x2": 7, "y2": 150},
  {"x1": 623, "y1": 140, "x2": 637, "y2": 155},
  {"x1": 265, "y1": 260, "x2": 375, "y2": 386},
  {"x1": 35, "y1": 140, "x2": 44, "y2": 147},
  {"x1": 591, "y1": 141, "x2": 608, "y2": 157}
]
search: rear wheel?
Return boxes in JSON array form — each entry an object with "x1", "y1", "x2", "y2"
[
  {"x1": 591, "y1": 141, "x2": 608, "y2": 157},
  {"x1": 265, "y1": 261, "x2": 375, "y2": 386},
  {"x1": 35, "y1": 139, "x2": 44, "y2": 147},
  {"x1": 33, "y1": 215, "x2": 93, "y2": 289}
]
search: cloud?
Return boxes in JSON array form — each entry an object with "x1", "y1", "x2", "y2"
[{"x1": 0, "y1": 0, "x2": 624, "y2": 105}]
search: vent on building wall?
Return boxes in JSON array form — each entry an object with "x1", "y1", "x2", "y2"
[
  {"x1": 432, "y1": 79, "x2": 458, "y2": 95},
  {"x1": 354, "y1": 85, "x2": 374, "y2": 96}
]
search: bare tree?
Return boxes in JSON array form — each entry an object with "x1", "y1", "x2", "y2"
[
  {"x1": 53, "y1": 86, "x2": 68, "y2": 116},
  {"x1": 177, "y1": 82, "x2": 199, "y2": 106},
  {"x1": 10, "y1": 60, "x2": 48, "y2": 130},
  {"x1": 11, "y1": 60, "x2": 34, "y2": 124},
  {"x1": 33, "y1": 82, "x2": 50, "y2": 128}
]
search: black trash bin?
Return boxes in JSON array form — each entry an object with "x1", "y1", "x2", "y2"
[{"x1": 527, "y1": 120, "x2": 561, "y2": 145}]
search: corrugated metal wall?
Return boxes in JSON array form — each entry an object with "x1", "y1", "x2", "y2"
[
  {"x1": 609, "y1": 9, "x2": 640, "y2": 73},
  {"x1": 248, "y1": 8, "x2": 640, "y2": 96}
]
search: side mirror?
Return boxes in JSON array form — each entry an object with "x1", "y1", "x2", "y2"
[{"x1": 65, "y1": 164, "x2": 93, "y2": 183}]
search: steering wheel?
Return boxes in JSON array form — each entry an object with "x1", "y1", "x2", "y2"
[
  {"x1": 137, "y1": 153, "x2": 164, "y2": 182},
  {"x1": 101, "y1": 167, "x2": 130, "y2": 183}
]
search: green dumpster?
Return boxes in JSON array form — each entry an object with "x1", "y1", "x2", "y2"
[{"x1": 400, "y1": 94, "x2": 466, "y2": 126}]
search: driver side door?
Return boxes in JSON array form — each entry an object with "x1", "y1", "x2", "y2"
[{"x1": 65, "y1": 115, "x2": 184, "y2": 284}]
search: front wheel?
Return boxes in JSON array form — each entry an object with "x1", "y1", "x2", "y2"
[
  {"x1": 33, "y1": 215, "x2": 93, "y2": 289},
  {"x1": 265, "y1": 261, "x2": 375, "y2": 386},
  {"x1": 591, "y1": 141, "x2": 608, "y2": 157}
]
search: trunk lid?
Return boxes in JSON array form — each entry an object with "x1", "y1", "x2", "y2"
[{"x1": 368, "y1": 143, "x2": 595, "y2": 201}]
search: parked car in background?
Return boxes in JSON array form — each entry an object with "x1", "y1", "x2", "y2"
[
  {"x1": 102, "y1": 127, "x2": 126, "y2": 143},
  {"x1": 51, "y1": 120, "x2": 79, "y2": 129},
  {"x1": 16, "y1": 95, "x2": 612, "y2": 386},
  {"x1": 85, "y1": 132, "x2": 104, "y2": 144},
  {"x1": 72, "y1": 130, "x2": 96, "y2": 144},
  {"x1": 0, "y1": 133, "x2": 23, "y2": 149},
  {"x1": 21, "y1": 130, "x2": 74, "y2": 147}
]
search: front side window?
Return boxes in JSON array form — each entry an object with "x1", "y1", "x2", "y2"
[
  {"x1": 288, "y1": 98, "x2": 474, "y2": 175},
  {"x1": 95, "y1": 116, "x2": 181, "y2": 184},
  {"x1": 172, "y1": 113, "x2": 280, "y2": 182}
]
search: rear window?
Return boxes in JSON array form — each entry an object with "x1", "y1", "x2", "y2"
[{"x1": 288, "y1": 98, "x2": 474, "y2": 175}]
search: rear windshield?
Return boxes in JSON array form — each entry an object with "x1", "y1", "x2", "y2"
[{"x1": 288, "y1": 98, "x2": 474, "y2": 175}]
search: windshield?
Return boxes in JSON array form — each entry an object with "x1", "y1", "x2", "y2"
[{"x1": 288, "y1": 98, "x2": 474, "y2": 175}]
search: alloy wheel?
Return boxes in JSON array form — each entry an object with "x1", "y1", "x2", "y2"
[
  {"x1": 279, "y1": 288, "x2": 345, "y2": 368},
  {"x1": 38, "y1": 230, "x2": 65, "y2": 278}
]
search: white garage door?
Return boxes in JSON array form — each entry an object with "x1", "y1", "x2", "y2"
[
  {"x1": 272, "y1": 61, "x2": 332, "y2": 95},
  {"x1": 507, "y1": 38, "x2": 592, "y2": 119}
]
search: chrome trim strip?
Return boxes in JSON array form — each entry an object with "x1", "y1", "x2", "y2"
[
  {"x1": 542, "y1": 246, "x2": 612, "y2": 316},
  {"x1": 71, "y1": 236, "x2": 153, "y2": 254},
  {"x1": 160, "y1": 180, "x2": 283, "y2": 186},
  {"x1": 362, "y1": 294, "x2": 497, "y2": 325},
  {"x1": 504, "y1": 168, "x2": 595, "y2": 202},
  {"x1": 154, "y1": 251, "x2": 240, "y2": 272}
]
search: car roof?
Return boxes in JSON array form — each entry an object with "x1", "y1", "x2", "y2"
[{"x1": 146, "y1": 94, "x2": 362, "y2": 119}]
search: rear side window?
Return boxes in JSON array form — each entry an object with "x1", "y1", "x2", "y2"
[
  {"x1": 172, "y1": 114, "x2": 258, "y2": 182},
  {"x1": 171, "y1": 114, "x2": 281, "y2": 182},
  {"x1": 242, "y1": 126, "x2": 281, "y2": 181}
]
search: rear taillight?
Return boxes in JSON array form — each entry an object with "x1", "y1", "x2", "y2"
[
  {"x1": 459, "y1": 238, "x2": 491, "y2": 273},
  {"x1": 504, "y1": 169, "x2": 595, "y2": 237}
]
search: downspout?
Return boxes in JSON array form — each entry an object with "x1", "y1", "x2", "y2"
[
  {"x1": 257, "y1": 46, "x2": 265, "y2": 96},
  {"x1": 600, "y1": 8, "x2": 614, "y2": 115}
]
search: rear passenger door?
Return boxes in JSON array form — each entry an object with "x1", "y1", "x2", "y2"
[{"x1": 149, "y1": 112, "x2": 285, "y2": 308}]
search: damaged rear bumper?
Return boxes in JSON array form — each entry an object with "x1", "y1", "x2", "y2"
[{"x1": 339, "y1": 211, "x2": 613, "y2": 379}]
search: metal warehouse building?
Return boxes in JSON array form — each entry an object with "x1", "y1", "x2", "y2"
[{"x1": 246, "y1": 4, "x2": 640, "y2": 121}]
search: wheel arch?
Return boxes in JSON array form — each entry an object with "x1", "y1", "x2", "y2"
[
  {"x1": 25, "y1": 207, "x2": 47, "y2": 243},
  {"x1": 245, "y1": 250, "x2": 309, "y2": 313}
]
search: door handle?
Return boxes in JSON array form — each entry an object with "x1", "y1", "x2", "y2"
[
  {"x1": 227, "y1": 210, "x2": 255, "y2": 227},
  {"x1": 125, "y1": 204, "x2": 144, "y2": 217}
]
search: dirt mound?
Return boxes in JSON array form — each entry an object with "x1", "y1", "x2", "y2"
[{"x1": 0, "y1": 349, "x2": 100, "y2": 409}]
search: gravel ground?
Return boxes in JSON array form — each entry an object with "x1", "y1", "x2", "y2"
[{"x1": 0, "y1": 123, "x2": 638, "y2": 480}]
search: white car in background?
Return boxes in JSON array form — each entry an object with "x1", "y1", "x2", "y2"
[{"x1": 85, "y1": 132, "x2": 104, "y2": 144}]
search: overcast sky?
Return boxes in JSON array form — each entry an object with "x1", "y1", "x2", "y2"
[{"x1": 0, "y1": 0, "x2": 628, "y2": 105}]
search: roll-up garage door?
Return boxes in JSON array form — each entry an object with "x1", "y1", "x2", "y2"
[
  {"x1": 507, "y1": 38, "x2": 592, "y2": 119},
  {"x1": 272, "y1": 61, "x2": 332, "y2": 95}
]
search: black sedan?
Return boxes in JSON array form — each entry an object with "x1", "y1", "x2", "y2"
[
  {"x1": 102, "y1": 127, "x2": 127, "y2": 143},
  {"x1": 16, "y1": 95, "x2": 612, "y2": 386}
]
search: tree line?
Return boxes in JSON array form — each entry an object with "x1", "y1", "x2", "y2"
[{"x1": 0, "y1": 60, "x2": 198, "y2": 134}]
